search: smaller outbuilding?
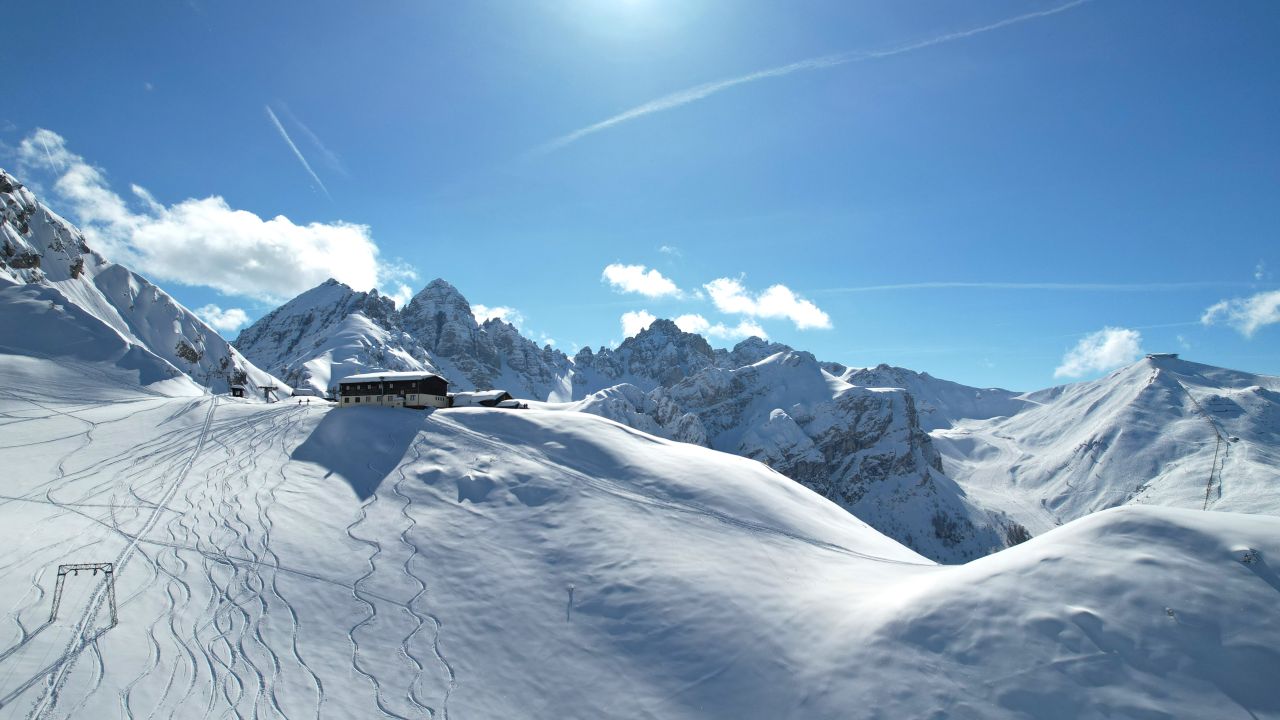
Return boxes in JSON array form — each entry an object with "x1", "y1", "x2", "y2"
[
  {"x1": 338, "y1": 371, "x2": 449, "y2": 409},
  {"x1": 450, "y1": 390, "x2": 515, "y2": 408},
  {"x1": 230, "y1": 386, "x2": 247, "y2": 398}
]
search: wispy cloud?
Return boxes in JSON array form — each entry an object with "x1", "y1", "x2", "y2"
[
  {"x1": 816, "y1": 281, "x2": 1250, "y2": 294},
  {"x1": 533, "y1": 0, "x2": 1090, "y2": 155},
  {"x1": 1201, "y1": 290, "x2": 1280, "y2": 338},
  {"x1": 265, "y1": 105, "x2": 331, "y2": 200}
]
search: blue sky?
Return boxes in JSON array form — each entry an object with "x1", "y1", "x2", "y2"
[{"x1": 4, "y1": 0, "x2": 1278, "y2": 390}]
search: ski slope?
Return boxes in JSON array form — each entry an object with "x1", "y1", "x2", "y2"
[{"x1": 1, "y1": 355, "x2": 1278, "y2": 718}]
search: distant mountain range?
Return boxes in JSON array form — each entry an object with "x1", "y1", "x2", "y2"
[{"x1": 4, "y1": 166, "x2": 1277, "y2": 563}]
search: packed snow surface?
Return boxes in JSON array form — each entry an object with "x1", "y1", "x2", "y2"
[{"x1": 1, "y1": 358, "x2": 1278, "y2": 719}]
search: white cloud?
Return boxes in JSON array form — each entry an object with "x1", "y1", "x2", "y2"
[
  {"x1": 388, "y1": 283, "x2": 414, "y2": 309},
  {"x1": 602, "y1": 263, "x2": 681, "y2": 298},
  {"x1": 620, "y1": 310, "x2": 657, "y2": 338},
  {"x1": 1201, "y1": 290, "x2": 1280, "y2": 338},
  {"x1": 659, "y1": 245, "x2": 681, "y2": 257},
  {"x1": 704, "y1": 277, "x2": 831, "y2": 330},
  {"x1": 674, "y1": 313, "x2": 767, "y2": 340},
  {"x1": 195, "y1": 305, "x2": 250, "y2": 334},
  {"x1": 1054, "y1": 327, "x2": 1143, "y2": 378},
  {"x1": 473, "y1": 304, "x2": 524, "y2": 328},
  {"x1": 1255, "y1": 261, "x2": 1268, "y2": 282},
  {"x1": 16, "y1": 128, "x2": 411, "y2": 304}
]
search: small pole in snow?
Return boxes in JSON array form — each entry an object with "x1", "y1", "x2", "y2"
[{"x1": 566, "y1": 584, "x2": 576, "y2": 622}]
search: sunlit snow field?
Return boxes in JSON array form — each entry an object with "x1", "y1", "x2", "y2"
[{"x1": 1, "y1": 356, "x2": 1278, "y2": 719}]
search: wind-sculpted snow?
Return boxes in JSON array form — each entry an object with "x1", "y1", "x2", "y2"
[
  {"x1": 1, "y1": 368, "x2": 1276, "y2": 718},
  {"x1": 0, "y1": 169, "x2": 282, "y2": 397},
  {"x1": 934, "y1": 355, "x2": 1280, "y2": 535}
]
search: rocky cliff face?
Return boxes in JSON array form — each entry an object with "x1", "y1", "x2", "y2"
[{"x1": 0, "y1": 168, "x2": 280, "y2": 395}]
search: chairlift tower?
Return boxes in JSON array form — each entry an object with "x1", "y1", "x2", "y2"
[
  {"x1": 260, "y1": 385, "x2": 279, "y2": 403},
  {"x1": 49, "y1": 562, "x2": 118, "y2": 627}
]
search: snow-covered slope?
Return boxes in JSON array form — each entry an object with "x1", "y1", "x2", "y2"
[
  {"x1": 1, "y1": 372, "x2": 1276, "y2": 719},
  {"x1": 934, "y1": 354, "x2": 1280, "y2": 534},
  {"x1": 0, "y1": 169, "x2": 282, "y2": 396},
  {"x1": 564, "y1": 338, "x2": 1019, "y2": 562}
]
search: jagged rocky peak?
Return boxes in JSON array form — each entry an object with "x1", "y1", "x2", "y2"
[
  {"x1": 723, "y1": 336, "x2": 793, "y2": 367},
  {"x1": 401, "y1": 278, "x2": 478, "y2": 348},
  {"x1": 1, "y1": 168, "x2": 100, "y2": 285},
  {"x1": 572, "y1": 318, "x2": 718, "y2": 394}
]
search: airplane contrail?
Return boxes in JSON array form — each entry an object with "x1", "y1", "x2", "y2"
[
  {"x1": 532, "y1": 0, "x2": 1091, "y2": 155},
  {"x1": 814, "y1": 281, "x2": 1251, "y2": 294},
  {"x1": 265, "y1": 105, "x2": 332, "y2": 200}
]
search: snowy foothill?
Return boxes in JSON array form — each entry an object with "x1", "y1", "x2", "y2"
[{"x1": 0, "y1": 360, "x2": 1278, "y2": 718}]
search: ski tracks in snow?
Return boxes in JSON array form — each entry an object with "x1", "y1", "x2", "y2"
[{"x1": 345, "y1": 441, "x2": 456, "y2": 720}]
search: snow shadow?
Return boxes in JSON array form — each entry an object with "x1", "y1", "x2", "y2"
[{"x1": 291, "y1": 407, "x2": 422, "y2": 500}]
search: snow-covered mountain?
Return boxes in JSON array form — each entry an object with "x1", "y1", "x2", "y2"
[
  {"x1": 236, "y1": 277, "x2": 570, "y2": 399},
  {"x1": 233, "y1": 278, "x2": 434, "y2": 391},
  {"x1": 1, "y1": 368, "x2": 1276, "y2": 718},
  {"x1": 0, "y1": 169, "x2": 281, "y2": 397},
  {"x1": 564, "y1": 328, "x2": 1016, "y2": 562},
  {"x1": 933, "y1": 354, "x2": 1280, "y2": 534}
]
